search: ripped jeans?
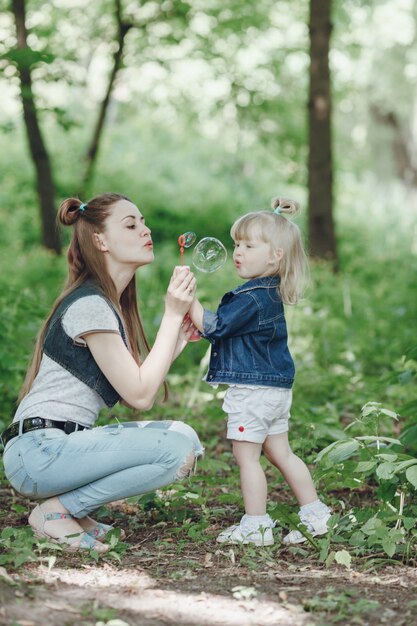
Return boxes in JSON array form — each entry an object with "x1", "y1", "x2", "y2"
[{"x1": 2, "y1": 421, "x2": 204, "y2": 518}]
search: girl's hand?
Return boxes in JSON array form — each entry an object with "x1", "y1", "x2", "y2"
[
  {"x1": 172, "y1": 315, "x2": 198, "y2": 360},
  {"x1": 165, "y1": 269, "x2": 196, "y2": 319}
]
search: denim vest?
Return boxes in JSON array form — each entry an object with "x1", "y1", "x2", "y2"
[
  {"x1": 43, "y1": 282, "x2": 128, "y2": 407},
  {"x1": 203, "y1": 276, "x2": 294, "y2": 388}
]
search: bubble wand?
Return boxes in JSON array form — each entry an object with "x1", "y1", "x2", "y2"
[
  {"x1": 175, "y1": 233, "x2": 227, "y2": 340},
  {"x1": 177, "y1": 232, "x2": 197, "y2": 267},
  {"x1": 178, "y1": 234, "x2": 186, "y2": 266},
  {"x1": 176, "y1": 231, "x2": 199, "y2": 341}
]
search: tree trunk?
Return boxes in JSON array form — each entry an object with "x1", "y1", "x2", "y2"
[
  {"x1": 307, "y1": 0, "x2": 337, "y2": 263},
  {"x1": 80, "y1": 0, "x2": 131, "y2": 196},
  {"x1": 12, "y1": 0, "x2": 61, "y2": 253},
  {"x1": 371, "y1": 105, "x2": 417, "y2": 187}
]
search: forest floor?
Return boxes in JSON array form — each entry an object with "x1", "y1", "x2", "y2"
[{"x1": 1, "y1": 488, "x2": 417, "y2": 626}]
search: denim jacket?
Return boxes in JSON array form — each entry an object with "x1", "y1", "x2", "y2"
[
  {"x1": 43, "y1": 282, "x2": 128, "y2": 407},
  {"x1": 203, "y1": 276, "x2": 294, "y2": 388}
]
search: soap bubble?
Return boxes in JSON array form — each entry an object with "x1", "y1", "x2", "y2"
[
  {"x1": 192, "y1": 237, "x2": 227, "y2": 273},
  {"x1": 178, "y1": 231, "x2": 196, "y2": 248}
]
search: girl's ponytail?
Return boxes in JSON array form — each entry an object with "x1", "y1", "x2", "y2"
[{"x1": 271, "y1": 197, "x2": 300, "y2": 217}]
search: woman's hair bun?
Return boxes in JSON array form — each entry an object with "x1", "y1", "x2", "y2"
[
  {"x1": 271, "y1": 197, "x2": 300, "y2": 216},
  {"x1": 57, "y1": 198, "x2": 84, "y2": 226}
]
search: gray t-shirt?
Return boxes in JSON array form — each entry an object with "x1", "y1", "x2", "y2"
[{"x1": 14, "y1": 295, "x2": 121, "y2": 428}]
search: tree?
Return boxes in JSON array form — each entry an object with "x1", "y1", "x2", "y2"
[
  {"x1": 307, "y1": 0, "x2": 337, "y2": 262},
  {"x1": 80, "y1": 0, "x2": 132, "y2": 196},
  {"x1": 4, "y1": 0, "x2": 195, "y2": 241},
  {"x1": 11, "y1": 0, "x2": 61, "y2": 253},
  {"x1": 371, "y1": 106, "x2": 417, "y2": 188},
  {"x1": 80, "y1": 0, "x2": 194, "y2": 196}
]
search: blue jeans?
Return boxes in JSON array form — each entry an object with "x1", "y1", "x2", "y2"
[{"x1": 3, "y1": 421, "x2": 202, "y2": 518}]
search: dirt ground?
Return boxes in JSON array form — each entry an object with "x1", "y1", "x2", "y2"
[
  {"x1": 2, "y1": 554, "x2": 417, "y2": 626},
  {"x1": 1, "y1": 490, "x2": 417, "y2": 626}
]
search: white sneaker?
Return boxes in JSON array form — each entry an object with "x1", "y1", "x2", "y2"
[
  {"x1": 217, "y1": 524, "x2": 274, "y2": 546},
  {"x1": 283, "y1": 508, "x2": 331, "y2": 545}
]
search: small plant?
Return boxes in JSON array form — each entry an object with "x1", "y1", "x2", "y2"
[
  {"x1": 80, "y1": 603, "x2": 118, "y2": 622},
  {"x1": 303, "y1": 587, "x2": 379, "y2": 623},
  {"x1": 0, "y1": 527, "x2": 59, "y2": 568},
  {"x1": 315, "y1": 402, "x2": 417, "y2": 561}
]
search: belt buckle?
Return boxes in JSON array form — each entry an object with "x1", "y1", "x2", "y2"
[{"x1": 30, "y1": 417, "x2": 45, "y2": 429}]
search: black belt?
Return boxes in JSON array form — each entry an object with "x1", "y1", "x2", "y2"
[{"x1": 1, "y1": 417, "x2": 89, "y2": 448}]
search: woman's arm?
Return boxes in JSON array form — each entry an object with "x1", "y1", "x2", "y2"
[{"x1": 85, "y1": 270, "x2": 196, "y2": 410}]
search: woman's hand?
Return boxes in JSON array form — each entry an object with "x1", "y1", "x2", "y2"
[{"x1": 165, "y1": 268, "x2": 196, "y2": 319}]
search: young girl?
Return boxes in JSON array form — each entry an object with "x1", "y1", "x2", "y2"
[
  {"x1": 1, "y1": 193, "x2": 203, "y2": 552},
  {"x1": 189, "y1": 198, "x2": 330, "y2": 546}
]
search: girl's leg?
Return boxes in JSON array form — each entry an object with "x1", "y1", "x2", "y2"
[
  {"x1": 217, "y1": 440, "x2": 274, "y2": 546},
  {"x1": 262, "y1": 432, "x2": 317, "y2": 505},
  {"x1": 263, "y1": 432, "x2": 331, "y2": 543},
  {"x1": 232, "y1": 440, "x2": 266, "y2": 515}
]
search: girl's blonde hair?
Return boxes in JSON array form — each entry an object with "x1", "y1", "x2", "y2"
[
  {"x1": 230, "y1": 197, "x2": 308, "y2": 305},
  {"x1": 19, "y1": 192, "x2": 160, "y2": 401}
]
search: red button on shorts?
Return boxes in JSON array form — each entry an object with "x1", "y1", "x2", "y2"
[{"x1": 238, "y1": 426, "x2": 245, "y2": 432}]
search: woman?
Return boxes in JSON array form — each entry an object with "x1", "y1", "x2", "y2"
[{"x1": 1, "y1": 193, "x2": 203, "y2": 553}]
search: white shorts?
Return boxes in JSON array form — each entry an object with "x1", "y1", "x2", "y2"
[{"x1": 222, "y1": 386, "x2": 292, "y2": 444}]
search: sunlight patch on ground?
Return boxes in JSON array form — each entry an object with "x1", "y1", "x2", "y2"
[
  {"x1": 37, "y1": 563, "x2": 154, "y2": 589},
  {"x1": 31, "y1": 565, "x2": 310, "y2": 626}
]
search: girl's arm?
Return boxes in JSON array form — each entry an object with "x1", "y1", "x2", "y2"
[
  {"x1": 202, "y1": 293, "x2": 259, "y2": 339},
  {"x1": 188, "y1": 298, "x2": 204, "y2": 332},
  {"x1": 171, "y1": 315, "x2": 199, "y2": 362},
  {"x1": 84, "y1": 270, "x2": 195, "y2": 410},
  {"x1": 188, "y1": 293, "x2": 260, "y2": 340}
]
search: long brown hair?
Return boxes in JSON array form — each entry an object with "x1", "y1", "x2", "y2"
[{"x1": 19, "y1": 192, "x2": 158, "y2": 400}]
